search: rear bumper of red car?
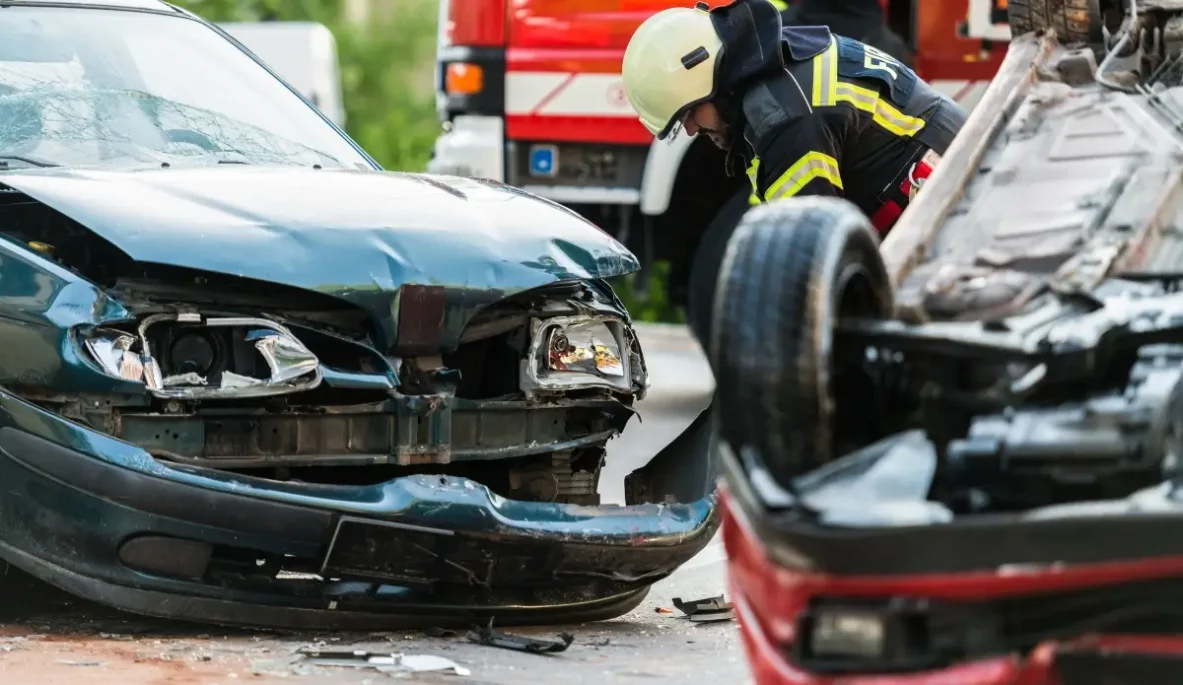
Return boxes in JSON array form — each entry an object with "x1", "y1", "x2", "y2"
[{"x1": 720, "y1": 485, "x2": 1183, "y2": 685}]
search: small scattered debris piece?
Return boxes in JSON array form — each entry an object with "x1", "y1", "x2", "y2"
[
  {"x1": 400, "y1": 654, "x2": 472, "y2": 675},
  {"x1": 655, "y1": 607, "x2": 674, "y2": 614},
  {"x1": 672, "y1": 595, "x2": 736, "y2": 623},
  {"x1": 0, "y1": 636, "x2": 27, "y2": 652},
  {"x1": 55, "y1": 659, "x2": 105, "y2": 667},
  {"x1": 466, "y1": 619, "x2": 574, "y2": 654},
  {"x1": 295, "y1": 647, "x2": 470, "y2": 676}
]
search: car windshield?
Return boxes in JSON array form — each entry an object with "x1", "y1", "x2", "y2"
[{"x1": 0, "y1": 6, "x2": 374, "y2": 170}]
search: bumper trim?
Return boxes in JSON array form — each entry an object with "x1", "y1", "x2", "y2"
[{"x1": 0, "y1": 427, "x2": 333, "y2": 543}]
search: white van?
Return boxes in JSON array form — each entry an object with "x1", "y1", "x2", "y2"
[{"x1": 217, "y1": 21, "x2": 346, "y2": 128}]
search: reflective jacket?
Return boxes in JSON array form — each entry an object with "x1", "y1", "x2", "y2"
[
  {"x1": 738, "y1": 26, "x2": 965, "y2": 222},
  {"x1": 705, "y1": 0, "x2": 965, "y2": 225}
]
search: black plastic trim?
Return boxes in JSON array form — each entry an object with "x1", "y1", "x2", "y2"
[
  {"x1": 0, "y1": 536, "x2": 651, "y2": 630},
  {"x1": 438, "y1": 45, "x2": 505, "y2": 117}
]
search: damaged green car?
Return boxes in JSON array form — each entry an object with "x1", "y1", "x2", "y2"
[{"x1": 0, "y1": 0, "x2": 717, "y2": 628}]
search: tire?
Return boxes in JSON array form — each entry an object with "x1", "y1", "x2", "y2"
[
  {"x1": 709, "y1": 196, "x2": 894, "y2": 487},
  {"x1": 1007, "y1": 0, "x2": 1104, "y2": 44},
  {"x1": 686, "y1": 187, "x2": 751, "y2": 346}
]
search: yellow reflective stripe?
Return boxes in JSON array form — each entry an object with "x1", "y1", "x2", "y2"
[
  {"x1": 768, "y1": 0, "x2": 788, "y2": 9},
  {"x1": 833, "y1": 82, "x2": 926, "y2": 137},
  {"x1": 747, "y1": 157, "x2": 762, "y2": 203},
  {"x1": 811, "y1": 40, "x2": 838, "y2": 107},
  {"x1": 765, "y1": 152, "x2": 842, "y2": 201}
]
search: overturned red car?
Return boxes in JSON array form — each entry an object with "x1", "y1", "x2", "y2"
[{"x1": 710, "y1": 0, "x2": 1183, "y2": 682}]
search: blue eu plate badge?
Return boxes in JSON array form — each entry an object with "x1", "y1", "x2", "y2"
[{"x1": 528, "y1": 144, "x2": 558, "y2": 178}]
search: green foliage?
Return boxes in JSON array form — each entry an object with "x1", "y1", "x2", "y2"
[
  {"x1": 610, "y1": 263, "x2": 685, "y2": 325},
  {"x1": 172, "y1": 0, "x2": 441, "y2": 171}
]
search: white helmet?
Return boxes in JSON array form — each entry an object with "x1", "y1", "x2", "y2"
[{"x1": 622, "y1": 4, "x2": 724, "y2": 140}]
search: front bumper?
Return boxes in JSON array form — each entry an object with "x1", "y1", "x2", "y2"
[
  {"x1": 0, "y1": 389, "x2": 718, "y2": 629},
  {"x1": 717, "y1": 438, "x2": 1183, "y2": 685},
  {"x1": 723, "y1": 486, "x2": 1183, "y2": 685}
]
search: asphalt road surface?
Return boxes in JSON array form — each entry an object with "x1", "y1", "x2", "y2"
[{"x1": 0, "y1": 323, "x2": 747, "y2": 685}]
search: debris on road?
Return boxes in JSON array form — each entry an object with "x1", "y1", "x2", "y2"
[
  {"x1": 295, "y1": 646, "x2": 471, "y2": 676},
  {"x1": 672, "y1": 596, "x2": 735, "y2": 623},
  {"x1": 655, "y1": 607, "x2": 674, "y2": 614},
  {"x1": 466, "y1": 619, "x2": 575, "y2": 654}
]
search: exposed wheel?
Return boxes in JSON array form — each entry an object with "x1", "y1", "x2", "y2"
[
  {"x1": 1007, "y1": 0, "x2": 1104, "y2": 44},
  {"x1": 709, "y1": 196, "x2": 894, "y2": 487},
  {"x1": 686, "y1": 187, "x2": 750, "y2": 345}
]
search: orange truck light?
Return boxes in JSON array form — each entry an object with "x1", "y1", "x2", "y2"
[{"x1": 445, "y1": 62, "x2": 484, "y2": 95}]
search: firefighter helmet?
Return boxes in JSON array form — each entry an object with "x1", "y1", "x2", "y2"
[{"x1": 622, "y1": 4, "x2": 724, "y2": 140}]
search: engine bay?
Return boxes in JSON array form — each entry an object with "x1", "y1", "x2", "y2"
[{"x1": 743, "y1": 2, "x2": 1183, "y2": 525}]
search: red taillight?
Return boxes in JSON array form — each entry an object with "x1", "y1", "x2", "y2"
[{"x1": 446, "y1": 0, "x2": 508, "y2": 47}]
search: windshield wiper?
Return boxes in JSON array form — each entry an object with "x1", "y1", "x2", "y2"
[{"x1": 0, "y1": 155, "x2": 59, "y2": 169}]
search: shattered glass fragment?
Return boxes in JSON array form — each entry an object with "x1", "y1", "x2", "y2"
[
  {"x1": 248, "y1": 329, "x2": 319, "y2": 382},
  {"x1": 220, "y1": 371, "x2": 265, "y2": 388}
]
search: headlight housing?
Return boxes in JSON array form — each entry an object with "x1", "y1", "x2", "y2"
[
  {"x1": 77, "y1": 314, "x2": 322, "y2": 399},
  {"x1": 520, "y1": 315, "x2": 641, "y2": 397}
]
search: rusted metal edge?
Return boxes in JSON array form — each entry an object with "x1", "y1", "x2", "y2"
[{"x1": 880, "y1": 31, "x2": 1060, "y2": 291}]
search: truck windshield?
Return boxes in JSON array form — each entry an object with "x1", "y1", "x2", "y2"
[{"x1": 0, "y1": 6, "x2": 374, "y2": 170}]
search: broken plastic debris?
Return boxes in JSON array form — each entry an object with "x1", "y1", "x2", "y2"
[
  {"x1": 673, "y1": 595, "x2": 735, "y2": 623},
  {"x1": 163, "y1": 372, "x2": 207, "y2": 387},
  {"x1": 295, "y1": 647, "x2": 470, "y2": 675},
  {"x1": 466, "y1": 619, "x2": 574, "y2": 654}
]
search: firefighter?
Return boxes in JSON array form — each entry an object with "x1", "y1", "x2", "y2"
[{"x1": 622, "y1": 0, "x2": 965, "y2": 342}]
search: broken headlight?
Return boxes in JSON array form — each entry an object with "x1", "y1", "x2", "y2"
[
  {"x1": 79, "y1": 315, "x2": 322, "y2": 399},
  {"x1": 522, "y1": 316, "x2": 635, "y2": 394},
  {"x1": 84, "y1": 332, "x2": 146, "y2": 382}
]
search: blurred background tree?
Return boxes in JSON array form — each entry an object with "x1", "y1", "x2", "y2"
[{"x1": 172, "y1": 0, "x2": 681, "y2": 323}]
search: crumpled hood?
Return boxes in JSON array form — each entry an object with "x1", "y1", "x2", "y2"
[{"x1": 0, "y1": 165, "x2": 639, "y2": 350}]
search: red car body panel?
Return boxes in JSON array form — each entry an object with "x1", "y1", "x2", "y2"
[{"x1": 721, "y1": 486, "x2": 1183, "y2": 684}]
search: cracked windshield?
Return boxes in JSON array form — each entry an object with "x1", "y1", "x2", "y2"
[{"x1": 0, "y1": 6, "x2": 372, "y2": 170}]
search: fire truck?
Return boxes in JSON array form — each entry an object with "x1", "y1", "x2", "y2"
[{"x1": 426, "y1": 0, "x2": 1012, "y2": 328}]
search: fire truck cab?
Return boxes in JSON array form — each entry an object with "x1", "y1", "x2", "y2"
[{"x1": 427, "y1": 0, "x2": 1011, "y2": 330}]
